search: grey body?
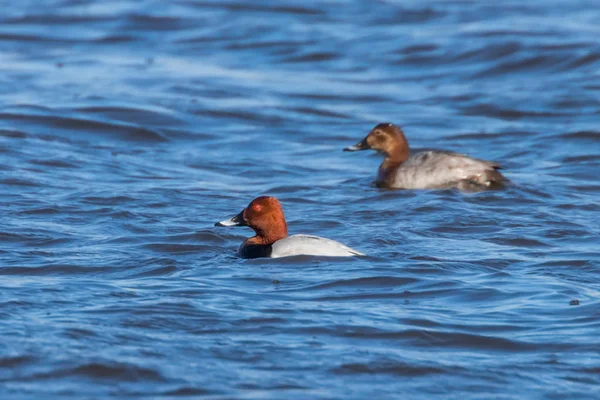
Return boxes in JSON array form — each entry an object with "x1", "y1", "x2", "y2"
[
  {"x1": 380, "y1": 150, "x2": 505, "y2": 189},
  {"x1": 269, "y1": 234, "x2": 364, "y2": 258}
]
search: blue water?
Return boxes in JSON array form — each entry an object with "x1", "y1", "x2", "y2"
[{"x1": 1, "y1": 1, "x2": 599, "y2": 398}]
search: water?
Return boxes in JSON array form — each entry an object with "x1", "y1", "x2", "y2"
[{"x1": 1, "y1": 0, "x2": 599, "y2": 398}]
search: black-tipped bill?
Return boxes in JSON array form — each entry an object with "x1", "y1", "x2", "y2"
[
  {"x1": 215, "y1": 210, "x2": 246, "y2": 227},
  {"x1": 343, "y1": 138, "x2": 370, "y2": 152}
]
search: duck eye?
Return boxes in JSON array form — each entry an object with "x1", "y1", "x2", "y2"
[{"x1": 252, "y1": 204, "x2": 262, "y2": 212}]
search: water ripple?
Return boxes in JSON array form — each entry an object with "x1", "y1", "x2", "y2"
[{"x1": 0, "y1": 0, "x2": 599, "y2": 399}]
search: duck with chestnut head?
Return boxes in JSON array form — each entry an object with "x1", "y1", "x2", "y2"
[
  {"x1": 344, "y1": 123, "x2": 507, "y2": 190},
  {"x1": 216, "y1": 196, "x2": 364, "y2": 259}
]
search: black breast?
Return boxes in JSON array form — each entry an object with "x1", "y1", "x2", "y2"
[{"x1": 239, "y1": 244, "x2": 273, "y2": 259}]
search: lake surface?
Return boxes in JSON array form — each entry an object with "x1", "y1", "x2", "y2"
[{"x1": 1, "y1": 0, "x2": 599, "y2": 398}]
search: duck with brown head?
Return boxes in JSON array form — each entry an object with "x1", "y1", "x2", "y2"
[
  {"x1": 216, "y1": 196, "x2": 364, "y2": 259},
  {"x1": 344, "y1": 123, "x2": 508, "y2": 190}
]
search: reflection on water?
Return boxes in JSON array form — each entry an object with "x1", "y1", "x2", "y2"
[{"x1": 1, "y1": 1, "x2": 599, "y2": 398}]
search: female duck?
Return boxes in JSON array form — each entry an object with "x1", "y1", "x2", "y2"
[
  {"x1": 215, "y1": 196, "x2": 364, "y2": 259},
  {"x1": 344, "y1": 123, "x2": 507, "y2": 190}
]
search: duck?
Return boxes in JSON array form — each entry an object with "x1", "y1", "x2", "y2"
[
  {"x1": 215, "y1": 196, "x2": 364, "y2": 259},
  {"x1": 344, "y1": 123, "x2": 508, "y2": 190}
]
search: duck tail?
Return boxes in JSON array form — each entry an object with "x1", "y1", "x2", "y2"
[{"x1": 485, "y1": 168, "x2": 509, "y2": 187}]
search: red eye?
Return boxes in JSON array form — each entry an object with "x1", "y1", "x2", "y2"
[{"x1": 252, "y1": 204, "x2": 262, "y2": 212}]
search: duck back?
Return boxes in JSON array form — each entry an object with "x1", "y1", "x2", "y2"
[
  {"x1": 379, "y1": 150, "x2": 507, "y2": 189},
  {"x1": 271, "y1": 234, "x2": 363, "y2": 258}
]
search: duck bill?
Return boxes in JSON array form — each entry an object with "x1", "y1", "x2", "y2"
[
  {"x1": 343, "y1": 137, "x2": 370, "y2": 152},
  {"x1": 215, "y1": 210, "x2": 247, "y2": 227}
]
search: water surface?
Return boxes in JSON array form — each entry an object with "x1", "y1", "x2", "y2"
[{"x1": 1, "y1": 0, "x2": 599, "y2": 398}]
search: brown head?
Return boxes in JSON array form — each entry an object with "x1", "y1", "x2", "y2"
[
  {"x1": 215, "y1": 196, "x2": 289, "y2": 244},
  {"x1": 344, "y1": 123, "x2": 410, "y2": 162}
]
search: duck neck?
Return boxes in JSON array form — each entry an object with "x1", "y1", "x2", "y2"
[
  {"x1": 247, "y1": 225, "x2": 288, "y2": 246},
  {"x1": 377, "y1": 145, "x2": 409, "y2": 185},
  {"x1": 383, "y1": 144, "x2": 410, "y2": 167}
]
